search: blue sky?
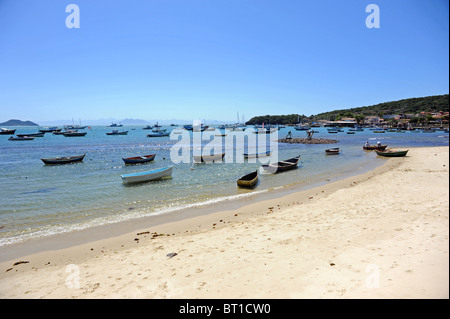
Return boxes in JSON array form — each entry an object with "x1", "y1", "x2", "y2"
[{"x1": 0, "y1": 0, "x2": 448, "y2": 123}]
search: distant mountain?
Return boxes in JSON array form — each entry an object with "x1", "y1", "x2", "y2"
[{"x1": 0, "y1": 119, "x2": 39, "y2": 126}]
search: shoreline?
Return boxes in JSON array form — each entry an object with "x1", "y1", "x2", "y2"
[
  {"x1": 0, "y1": 152, "x2": 383, "y2": 262},
  {"x1": 0, "y1": 146, "x2": 448, "y2": 298}
]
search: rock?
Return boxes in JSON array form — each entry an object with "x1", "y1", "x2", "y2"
[{"x1": 166, "y1": 253, "x2": 178, "y2": 259}]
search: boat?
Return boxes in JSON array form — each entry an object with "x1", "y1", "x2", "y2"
[
  {"x1": 39, "y1": 127, "x2": 61, "y2": 133},
  {"x1": 375, "y1": 149, "x2": 409, "y2": 157},
  {"x1": 106, "y1": 130, "x2": 128, "y2": 135},
  {"x1": 16, "y1": 132, "x2": 45, "y2": 137},
  {"x1": 147, "y1": 132, "x2": 169, "y2": 137},
  {"x1": 121, "y1": 166, "x2": 173, "y2": 184},
  {"x1": 41, "y1": 154, "x2": 86, "y2": 164},
  {"x1": 122, "y1": 154, "x2": 156, "y2": 164},
  {"x1": 261, "y1": 155, "x2": 301, "y2": 173},
  {"x1": 109, "y1": 123, "x2": 123, "y2": 127},
  {"x1": 0, "y1": 128, "x2": 16, "y2": 135},
  {"x1": 422, "y1": 129, "x2": 436, "y2": 133},
  {"x1": 373, "y1": 130, "x2": 386, "y2": 133},
  {"x1": 363, "y1": 145, "x2": 388, "y2": 151},
  {"x1": 8, "y1": 136, "x2": 35, "y2": 141},
  {"x1": 237, "y1": 171, "x2": 258, "y2": 188},
  {"x1": 143, "y1": 125, "x2": 153, "y2": 130},
  {"x1": 63, "y1": 131, "x2": 87, "y2": 137},
  {"x1": 243, "y1": 150, "x2": 271, "y2": 158},
  {"x1": 346, "y1": 131, "x2": 355, "y2": 134},
  {"x1": 193, "y1": 153, "x2": 225, "y2": 163},
  {"x1": 325, "y1": 148, "x2": 340, "y2": 155}
]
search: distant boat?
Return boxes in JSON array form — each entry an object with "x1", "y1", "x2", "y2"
[
  {"x1": 261, "y1": 155, "x2": 301, "y2": 173},
  {"x1": 39, "y1": 127, "x2": 61, "y2": 133},
  {"x1": 244, "y1": 150, "x2": 271, "y2": 159},
  {"x1": 193, "y1": 153, "x2": 225, "y2": 163},
  {"x1": 0, "y1": 128, "x2": 16, "y2": 135},
  {"x1": 325, "y1": 148, "x2": 340, "y2": 155},
  {"x1": 143, "y1": 125, "x2": 153, "y2": 130},
  {"x1": 373, "y1": 130, "x2": 386, "y2": 133},
  {"x1": 109, "y1": 123, "x2": 123, "y2": 127},
  {"x1": 106, "y1": 130, "x2": 128, "y2": 135},
  {"x1": 237, "y1": 171, "x2": 258, "y2": 188},
  {"x1": 294, "y1": 125, "x2": 310, "y2": 131},
  {"x1": 147, "y1": 132, "x2": 169, "y2": 137},
  {"x1": 375, "y1": 149, "x2": 409, "y2": 157},
  {"x1": 9, "y1": 136, "x2": 35, "y2": 141},
  {"x1": 363, "y1": 145, "x2": 387, "y2": 151},
  {"x1": 41, "y1": 154, "x2": 85, "y2": 164},
  {"x1": 16, "y1": 132, "x2": 45, "y2": 137},
  {"x1": 346, "y1": 131, "x2": 355, "y2": 134},
  {"x1": 122, "y1": 154, "x2": 156, "y2": 165},
  {"x1": 63, "y1": 131, "x2": 87, "y2": 137},
  {"x1": 121, "y1": 166, "x2": 173, "y2": 184},
  {"x1": 422, "y1": 129, "x2": 436, "y2": 133}
]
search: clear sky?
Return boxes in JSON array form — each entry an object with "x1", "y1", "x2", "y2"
[{"x1": 0, "y1": 0, "x2": 448, "y2": 123}]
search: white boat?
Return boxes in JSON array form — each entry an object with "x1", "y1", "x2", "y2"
[
  {"x1": 193, "y1": 153, "x2": 225, "y2": 163},
  {"x1": 121, "y1": 166, "x2": 173, "y2": 184}
]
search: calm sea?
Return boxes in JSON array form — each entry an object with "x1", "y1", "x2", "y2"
[{"x1": 0, "y1": 125, "x2": 448, "y2": 247}]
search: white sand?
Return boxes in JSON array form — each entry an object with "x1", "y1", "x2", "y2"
[{"x1": 0, "y1": 146, "x2": 448, "y2": 299}]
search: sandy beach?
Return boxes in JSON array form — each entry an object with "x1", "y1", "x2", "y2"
[{"x1": 0, "y1": 146, "x2": 448, "y2": 299}]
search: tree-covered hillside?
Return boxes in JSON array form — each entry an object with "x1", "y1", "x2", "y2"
[{"x1": 245, "y1": 94, "x2": 449, "y2": 124}]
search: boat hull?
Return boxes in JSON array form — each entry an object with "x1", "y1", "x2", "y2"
[
  {"x1": 244, "y1": 151, "x2": 271, "y2": 159},
  {"x1": 41, "y1": 154, "x2": 85, "y2": 164},
  {"x1": 375, "y1": 150, "x2": 409, "y2": 157},
  {"x1": 121, "y1": 166, "x2": 173, "y2": 184},
  {"x1": 237, "y1": 171, "x2": 258, "y2": 188},
  {"x1": 193, "y1": 153, "x2": 225, "y2": 163},
  {"x1": 363, "y1": 145, "x2": 387, "y2": 151},
  {"x1": 122, "y1": 154, "x2": 156, "y2": 164},
  {"x1": 261, "y1": 155, "x2": 301, "y2": 173},
  {"x1": 325, "y1": 148, "x2": 340, "y2": 155}
]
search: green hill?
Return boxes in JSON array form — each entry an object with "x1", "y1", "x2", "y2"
[{"x1": 246, "y1": 94, "x2": 449, "y2": 124}]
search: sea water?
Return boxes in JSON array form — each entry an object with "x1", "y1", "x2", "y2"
[{"x1": 0, "y1": 125, "x2": 448, "y2": 247}]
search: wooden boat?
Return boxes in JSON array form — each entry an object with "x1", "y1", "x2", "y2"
[
  {"x1": 261, "y1": 155, "x2": 301, "y2": 173},
  {"x1": 9, "y1": 136, "x2": 35, "y2": 141},
  {"x1": 373, "y1": 130, "x2": 386, "y2": 133},
  {"x1": 41, "y1": 154, "x2": 85, "y2": 164},
  {"x1": 16, "y1": 132, "x2": 45, "y2": 137},
  {"x1": 244, "y1": 150, "x2": 271, "y2": 158},
  {"x1": 193, "y1": 153, "x2": 225, "y2": 163},
  {"x1": 0, "y1": 128, "x2": 16, "y2": 135},
  {"x1": 63, "y1": 131, "x2": 87, "y2": 137},
  {"x1": 121, "y1": 166, "x2": 173, "y2": 184},
  {"x1": 363, "y1": 145, "x2": 387, "y2": 151},
  {"x1": 375, "y1": 149, "x2": 409, "y2": 157},
  {"x1": 122, "y1": 154, "x2": 156, "y2": 164},
  {"x1": 237, "y1": 171, "x2": 258, "y2": 188},
  {"x1": 147, "y1": 132, "x2": 170, "y2": 137},
  {"x1": 346, "y1": 131, "x2": 355, "y2": 134},
  {"x1": 325, "y1": 148, "x2": 340, "y2": 155},
  {"x1": 106, "y1": 130, "x2": 128, "y2": 135}
]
